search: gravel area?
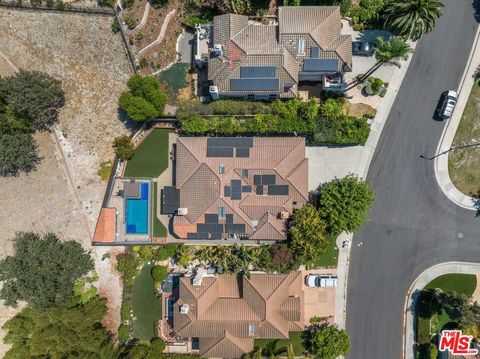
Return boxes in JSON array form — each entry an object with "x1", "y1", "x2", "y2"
[{"x1": 0, "y1": 9, "x2": 132, "y2": 354}]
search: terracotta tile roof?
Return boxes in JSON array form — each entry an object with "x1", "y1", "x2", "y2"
[
  {"x1": 92, "y1": 208, "x2": 116, "y2": 243},
  {"x1": 209, "y1": 6, "x2": 351, "y2": 97},
  {"x1": 174, "y1": 273, "x2": 305, "y2": 358},
  {"x1": 173, "y1": 137, "x2": 308, "y2": 241}
]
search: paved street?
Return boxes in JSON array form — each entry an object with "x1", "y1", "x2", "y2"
[{"x1": 346, "y1": 1, "x2": 480, "y2": 358}]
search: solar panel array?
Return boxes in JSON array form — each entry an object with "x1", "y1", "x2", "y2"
[
  {"x1": 268, "y1": 184, "x2": 289, "y2": 195},
  {"x1": 224, "y1": 179, "x2": 251, "y2": 200},
  {"x1": 303, "y1": 58, "x2": 339, "y2": 72},
  {"x1": 240, "y1": 66, "x2": 276, "y2": 78},
  {"x1": 230, "y1": 78, "x2": 279, "y2": 91},
  {"x1": 188, "y1": 221, "x2": 246, "y2": 239},
  {"x1": 254, "y1": 174, "x2": 276, "y2": 185},
  {"x1": 206, "y1": 138, "x2": 253, "y2": 158}
]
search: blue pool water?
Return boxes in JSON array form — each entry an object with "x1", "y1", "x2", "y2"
[{"x1": 125, "y1": 182, "x2": 149, "y2": 234}]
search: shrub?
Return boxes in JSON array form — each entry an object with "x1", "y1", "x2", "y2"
[
  {"x1": 318, "y1": 175, "x2": 375, "y2": 235},
  {"x1": 117, "y1": 253, "x2": 140, "y2": 286},
  {"x1": 113, "y1": 135, "x2": 134, "y2": 161},
  {"x1": 119, "y1": 92, "x2": 157, "y2": 122},
  {"x1": 0, "y1": 131, "x2": 39, "y2": 176},
  {"x1": 379, "y1": 87, "x2": 388, "y2": 98},
  {"x1": 306, "y1": 324, "x2": 350, "y2": 359},
  {"x1": 315, "y1": 115, "x2": 370, "y2": 145},
  {"x1": 368, "y1": 77, "x2": 383, "y2": 94},
  {"x1": 321, "y1": 98, "x2": 343, "y2": 119},
  {"x1": 111, "y1": 17, "x2": 121, "y2": 33},
  {"x1": 124, "y1": 13, "x2": 137, "y2": 30},
  {"x1": 118, "y1": 324, "x2": 130, "y2": 342},
  {"x1": 269, "y1": 245, "x2": 297, "y2": 273},
  {"x1": 154, "y1": 244, "x2": 181, "y2": 261},
  {"x1": 364, "y1": 83, "x2": 374, "y2": 96},
  {"x1": 289, "y1": 204, "x2": 328, "y2": 264},
  {"x1": 151, "y1": 265, "x2": 168, "y2": 282}
]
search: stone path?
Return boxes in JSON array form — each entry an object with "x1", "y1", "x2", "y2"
[
  {"x1": 138, "y1": 9, "x2": 176, "y2": 55},
  {"x1": 132, "y1": 1, "x2": 150, "y2": 32}
]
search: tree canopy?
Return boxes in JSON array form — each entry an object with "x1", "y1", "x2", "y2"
[
  {"x1": 2, "y1": 296, "x2": 111, "y2": 359},
  {"x1": 0, "y1": 232, "x2": 94, "y2": 309},
  {"x1": 318, "y1": 175, "x2": 375, "y2": 234},
  {"x1": 113, "y1": 135, "x2": 135, "y2": 161},
  {"x1": 289, "y1": 204, "x2": 328, "y2": 263},
  {"x1": 384, "y1": 0, "x2": 444, "y2": 40},
  {"x1": 306, "y1": 324, "x2": 350, "y2": 359},
  {"x1": 119, "y1": 75, "x2": 168, "y2": 122},
  {"x1": 0, "y1": 131, "x2": 39, "y2": 176},
  {"x1": 0, "y1": 70, "x2": 64, "y2": 130}
]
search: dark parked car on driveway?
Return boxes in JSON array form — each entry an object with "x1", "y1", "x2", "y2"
[{"x1": 352, "y1": 41, "x2": 375, "y2": 56}]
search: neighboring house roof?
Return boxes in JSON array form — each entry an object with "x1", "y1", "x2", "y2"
[
  {"x1": 172, "y1": 137, "x2": 308, "y2": 240},
  {"x1": 92, "y1": 208, "x2": 116, "y2": 243},
  {"x1": 173, "y1": 272, "x2": 305, "y2": 358},
  {"x1": 208, "y1": 6, "x2": 352, "y2": 97}
]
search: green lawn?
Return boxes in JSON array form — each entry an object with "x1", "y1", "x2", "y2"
[
  {"x1": 312, "y1": 234, "x2": 338, "y2": 268},
  {"x1": 124, "y1": 129, "x2": 171, "y2": 178},
  {"x1": 153, "y1": 182, "x2": 167, "y2": 237},
  {"x1": 254, "y1": 331, "x2": 306, "y2": 356},
  {"x1": 448, "y1": 82, "x2": 480, "y2": 196},
  {"x1": 158, "y1": 63, "x2": 189, "y2": 104},
  {"x1": 425, "y1": 273, "x2": 477, "y2": 297},
  {"x1": 131, "y1": 263, "x2": 162, "y2": 340}
]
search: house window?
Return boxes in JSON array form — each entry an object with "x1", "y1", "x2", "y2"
[
  {"x1": 218, "y1": 207, "x2": 226, "y2": 220},
  {"x1": 248, "y1": 324, "x2": 256, "y2": 336},
  {"x1": 219, "y1": 164, "x2": 225, "y2": 174},
  {"x1": 298, "y1": 38, "x2": 305, "y2": 55}
]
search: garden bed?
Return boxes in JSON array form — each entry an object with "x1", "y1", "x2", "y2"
[{"x1": 158, "y1": 63, "x2": 191, "y2": 104}]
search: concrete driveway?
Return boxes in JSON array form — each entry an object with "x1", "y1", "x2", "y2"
[{"x1": 302, "y1": 268, "x2": 337, "y2": 323}]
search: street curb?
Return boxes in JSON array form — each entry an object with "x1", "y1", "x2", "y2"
[
  {"x1": 402, "y1": 262, "x2": 480, "y2": 359},
  {"x1": 433, "y1": 25, "x2": 480, "y2": 211}
]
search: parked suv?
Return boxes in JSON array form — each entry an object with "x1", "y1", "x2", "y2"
[
  {"x1": 305, "y1": 274, "x2": 338, "y2": 288},
  {"x1": 437, "y1": 90, "x2": 458, "y2": 119}
]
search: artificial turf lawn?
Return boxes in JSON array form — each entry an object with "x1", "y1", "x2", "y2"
[
  {"x1": 425, "y1": 273, "x2": 477, "y2": 297},
  {"x1": 131, "y1": 263, "x2": 162, "y2": 340},
  {"x1": 254, "y1": 331, "x2": 306, "y2": 356},
  {"x1": 153, "y1": 182, "x2": 167, "y2": 237},
  {"x1": 312, "y1": 234, "x2": 338, "y2": 268},
  {"x1": 124, "y1": 129, "x2": 171, "y2": 178}
]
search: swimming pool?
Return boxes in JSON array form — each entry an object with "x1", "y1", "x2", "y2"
[{"x1": 125, "y1": 182, "x2": 149, "y2": 234}]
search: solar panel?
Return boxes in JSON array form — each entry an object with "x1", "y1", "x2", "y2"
[
  {"x1": 187, "y1": 233, "x2": 198, "y2": 239},
  {"x1": 242, "y1": 169, "x2": 249, "y2": 178},
  {"x1": 256, "y1": 185, "x2": 264, "y2": 195},
  {"x1": 197, "y1": 223, "x2": 224, "y2": 233},
  {"x1": 234, "y1": 137, "x2": 254, "y2": 148},
  {"x1": 230, "y1": 78, "x2": 279, "y2": 91},
  {"x1": 311, "y1": 47, "x2": 319, "y2": 58},
  {"x1": 242, "y1": 185, "x2": 252, "y2": 193},
  {"x1": 207, "y1": 138, "x2": 231, "y2": 148},
  {"x1": 225, "y1": 224, "x2": 246, "y2": 233},
  {"x1": 224, "y1": 186, "x2": 231, "y2": 197},
  {"x1": 205, "y1": 214, "x2": 218, "y2": 223},
  {"x1": 253, "y1": 175, "x2": 262, "y2": 185},
  {"x1": 262, "y1": 175, "x2": 276, "y2": 185},
  {"x1": 226, "y1": 214, "x2": 233, "y2": 224},
  {"x1": 197, "y1": 233, "x2": 209, "y2": 239},
  {"x1": 211, "y1": 233, "x2": 223, "y2": 240},
  {"x1": 268, "y1": 185, "x2": 289, "y2": 195},
  {"x1": 231, "y1": 180, "x2": 241, "y2": 186},
  {"x1": 231, "y1": 185, "x2": 242, "y2": 200},
  {"x1": 303, "y1": 58, "x2": 339, "y2": 72},
  {"x1": 207, "y1": 147, "x2": 234, "y2": 157},
  {"x1": 240, "y1": 66, "x2": 276, "y2": 78},
  {"x1": 236, "y1": 148, "x2": 250, "y2": 158}
]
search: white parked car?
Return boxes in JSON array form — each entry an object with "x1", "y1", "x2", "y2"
[
  {"x1": 306, "y1": 274, "x2": 338, "y2": 288},
  {"x1": 437, "y1": 90, "x2": 458, "y2": 119}
]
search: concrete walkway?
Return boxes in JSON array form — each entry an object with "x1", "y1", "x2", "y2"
[
  {"x1": 331, "y1": 42, "x2": 417, "y2": 330},
  {"x1": 434, "y1": 25, "x2": 480, "y2": 211},
  {"x1": 403, "y1": 262, "x2": 480, "y2": 359}
]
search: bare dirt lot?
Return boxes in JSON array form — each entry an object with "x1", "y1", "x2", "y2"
[{"x1": 0, "y1": 8, "x2": 132, "y2": 355}]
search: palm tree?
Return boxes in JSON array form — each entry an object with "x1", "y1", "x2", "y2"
[
  {"x1": 345, "y1": 36, "x2": 412, "y2": 91},
  {"x1": 384, "y1": 0, "x2": 444, "y2": 40}
]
